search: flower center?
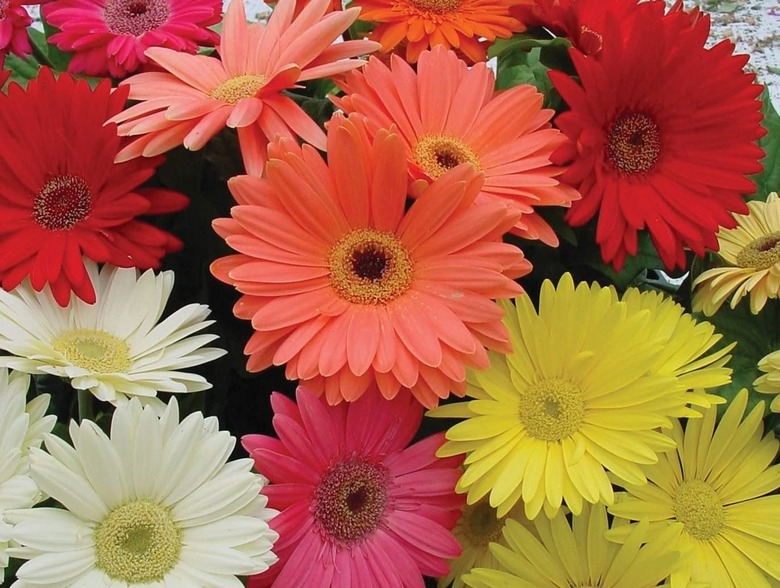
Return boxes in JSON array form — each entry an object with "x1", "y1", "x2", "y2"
[
  {"x1": 605, "y1": 112, "x2": 661, "y2": 174},
  {"x1": 0, "y1": 0, "x2": 7, "y2": 18},
  {"x1": 103, "y1": 0, "x2": 170, "y2": 36},
  {"x1": 579, "y1": 25, "x2": 603, "y2": 54},
  {"x1": 674, "y1": 479, "x2": 725, "y2": 541},
  {"x1": 328, "y1": 228, "x2": 414, "y2": 305},
  {"x1": 518, "y1": 378, "x2": 585, "y2": 442},
  {"x1": 53, "y1": 329, "x2": 132, "y2": 373},
  {"x1": 461, "y1": 500, "x2": 505, "y2": 547},
  {"x1": 413, "y1": 134, "x2": 480, "y2": 180},
  {"x1": 407, "y1": 0, "x2": 462, "y2": 13},
  {"x1": 736, "y1": 231, "x2": 780, "y2": 270},
  {"x1": 33, "y1": 174, "x2": 92, "y2": 231},
  {"x1": 211, "y1": 75, "x2": 268, "y2": 105},
  {"x1": 314, "y1": 458, "x2": 389, "y2": 544},
  {"x1": 94, "y1": 499, "x2": 182, "y2": 583}
]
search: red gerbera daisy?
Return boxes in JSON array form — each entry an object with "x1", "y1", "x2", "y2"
[
  {"x1": 0, "y1": 68, "x2": 187, "y2": 306},
  {"x1": 42, "y1": 0, "x2": 221, "y2": 77},
  {"x1": 0, "y1": 0, "x2": 32, "y2": 62},
  {"x1": 243, "y1": 386, "x2": 464, "y2": 587},
  {"x1": 550, "y1": 1, "x2": 765, "y2": 270},
  {"x1": 211, "y1": 114, "x2": 528, "y2": 407}
]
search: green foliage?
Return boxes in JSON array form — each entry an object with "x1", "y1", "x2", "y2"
[{"x1": 751, "y1": 88, "x2": 780, "y2": 201}]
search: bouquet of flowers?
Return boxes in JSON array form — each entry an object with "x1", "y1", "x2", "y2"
[{"x1": 0, "y1": 0, "x2": 778, "y2": 585}]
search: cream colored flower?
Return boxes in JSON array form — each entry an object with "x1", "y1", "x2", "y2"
[{"x1": 755, "y1": 349, "x2": 780, "y2": 412}]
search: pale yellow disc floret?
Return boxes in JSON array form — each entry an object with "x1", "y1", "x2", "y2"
[
  {"x1": 413, "y1": 134, "x2": 480, "y2": 180},
  {"x1": 674, "y1": 479, "x2": 725, "y2": 541},
  {"x1": 53, "y1": 329, "x2": 132, "y2": 373},
  {"x1": 518, "y1": 378, "x2": 585, "y2": 442},
  {"x1": 211, "y1": 74, "x2": 267, "y2": 105}
]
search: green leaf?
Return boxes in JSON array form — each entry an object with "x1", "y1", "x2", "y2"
[
  {"x1": 586, "y1": 232, "x2": 667, "y2": 291},
  {"x1": 496, "y1": 48, "x2": 561, "y2": 110},
  {"x1": 4, "y1": 52, "x2": 41, "y2": 86},
  {"x1": 28, "y1": 26, "x2": 72, "y2": 72},
  {"x1": 751, "y1": 89, "x2": 780, "y2": 201},
  {"x1": 489, "y1": 32, "x2": 571, "y2": 59}
]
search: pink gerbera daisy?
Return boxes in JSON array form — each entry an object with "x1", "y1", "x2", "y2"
[
  {"x1": 334, "y1": 46, "x2": 579, "y2": 245},
  {"x1": 210, "y1": 113, "x2": 528, "y2": 407},
  {"x1": 42, "y1": 0, "x2": 221, "y2": 77},
  {"x1": 110, "y1": 0, "x2": 379, "y2": 175},
  {"x1": 243, "y1": 386, "x2": 464, "y2": 587},
  {"x1": 0, "y1": 0, "x2": 32, "y2": 62}
]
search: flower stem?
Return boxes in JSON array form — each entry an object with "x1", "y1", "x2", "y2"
[{"x1": 77, "y1": 390, "x2": 94, "y2": 423}]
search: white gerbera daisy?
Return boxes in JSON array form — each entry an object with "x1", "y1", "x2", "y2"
[
  {"x1": 0, "y1": 261, "x2": 227, "y2": 408},
  {"x1": 8, "y1": 397, "x2": 279, "y2": 587},
  {"x1": 0, "y1": 369, "x2": 55, "y2": 581}
]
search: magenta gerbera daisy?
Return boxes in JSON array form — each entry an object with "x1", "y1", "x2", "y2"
[
  {"x1": 0, "y1": 0, "x2": 32, "y2": 62},
  {"x1": 42, "y1": 0, "x2": 221, "y2": 77},
  {"x1": 242, "y1": 386, "x2": 464, "y2": 587}
]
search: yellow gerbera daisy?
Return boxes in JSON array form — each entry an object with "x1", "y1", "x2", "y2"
[
  {"x1": 430, "y1": 274, "x2": 731, "y2": 519},
  {"x1": 755, "y1": 349, "x2": 780, "y2": 411},
  {"x1": 693, "y1": 192, "x2": 780, "y2": 316},
  {"x1": 462, "y1": 503, "x2": 682, "y2": 588},
  {"x1": 608, "y1": 389, "x2": 780, "y2": 587}
]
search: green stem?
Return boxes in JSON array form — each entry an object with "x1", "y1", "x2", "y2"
[{"x1": 77, "y1": 390, "x2": 94, "y2": 423}]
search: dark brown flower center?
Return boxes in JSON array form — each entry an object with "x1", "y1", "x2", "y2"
[
  {"x1": 606, "y1": 112, "x2": 661, "y2": 174},
  {"x1": 103, "y1": 0, "x2": 170, "y2": 36},
  {"x1": 462, "y1": 501, "x2": 505, "y2": 547},
  {"x1": 736, "y1": 231, "x2": 780, "y2": 270},
  {"x1": 33, "y1": 174, "x2": 92, "y2": 231},
  {"x1": 314, "y1": 458, "x2": 389, "y2": 544},
  {"x1": 0, "y1": 0, "x2": 8, "y2": 19}
]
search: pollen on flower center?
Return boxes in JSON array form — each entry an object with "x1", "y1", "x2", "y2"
[
  {"x1": 736, "y1": 231, "x2": 780, "y2": 270},
  {"x1": 606, "y1": 112, "x2": 661, "y2": 174},
  {"x1": 674, "y1": 479, "x2": 725, "y2": 540},
  {"x1": 314, "y1": 458, "x2": 389, "y2": 544},
  {"x1": 211, "y1": 75, "x2": 268, "y2": 105},
  {"x1": 94, "y1": 499, "x2": 182, "y2": 583},
  {"x1": 413, "y1": 134, "x2": 480, "y2": 180},
  {"x1": 103, "y1": 0, "x2": 171, "y2": 36},
  {"x1": 53, "y1": 329, "x2": 132, "y2": 373},
  {"x1": 0, "y1": 0, "x2": 7, "y2": 18},
  {"x1": 33, "y1": 174, "x2": 92, "y2": 231},
  {"x1": 328, "y1": 228, "x2": 414, "y2": 305},
  {"x1": 407, "y1": 0, "x2": 462, "y2": 13},
  {"x1": 519, "y1": 378, "x2": 585, "y2": 441},
  {"x1": 462, "y1": 501, "x2": 505, "y2": 546}
]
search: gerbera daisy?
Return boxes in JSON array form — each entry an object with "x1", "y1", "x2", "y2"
[
  {"x1": 333, "y1": 47, "x2": 579, "y2": 246},
  {"x1": 608, "y1": 389, "x2": 780, "y2": 587},
  {"x1": 0, "y1": 261, "x2": 227, "y2": 408},
  {"x1": 210, "y1": 114, "x2": 528, "y2": 407},
  {"x1": 755, "y1": 349, "x2": 780, "y2": 411},
  {"x1": 110, "y1": 0, "x2": 379, "y2": 175},
  {"x1": 0, "y1": 0, "x2": 31, "y2": 62},
  {"x1": 7, "y1": 397, "x2": 279, "y2": 586},
  {"x1": 430, "y1": 273, "x2": 731, "y2": 519},
  {"x1": 351, "y1": 0, "x2": 525, "y2": 63},
  {"x1": 462, "y1": 504, "x2": 682, "y2": 588},
  {"x1": 0, "y1": 369, "x2": 55, "y2": 581},
  {"x1": 550, "y1": 0, "x2": 765, "y2": 270},
  {"x1": 242, "y1": 386, "x2": 464, "y2": 587},
  {"x1": 693, "y1": 192, "x2": 780, "y2": 316},
  {"x1": 0, "y1": 67, "x2": 187, "y2": 306},
  {"x1": 42, "y1": 0, "x2": 221, "y2": 78}
]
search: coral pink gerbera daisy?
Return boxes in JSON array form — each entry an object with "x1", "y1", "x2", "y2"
[
  {"x1": 0, "y1": 68, "x2": 187, "y2": 306},
  {"x1": 0, "y1": 0, "x2": 32, "y2": 62},
  {"x1": 210, "y1": 113, "x2": 528, "y2": 407},
  {"x1": 109, "y1": 0, "x2": 379, "y2": 175},
  {"x1": 42, "y1": 0, "x2": 221, "y2": 78},
  {"x1": 550, "y1": 0, "x2": 764, "y2": 270},
  {"x1": 334, "y1": 46, "x2": 579, "y2": 246},
  {"x1": 243, "y1": 386, "x2": 464, "y2": 587}
]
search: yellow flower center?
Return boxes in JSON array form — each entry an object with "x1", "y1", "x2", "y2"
[
  {"x1": 461, "y1": 500, "x2": 505, "y2": 547},
  {"x1": 736, "y1": 231, "x2": 780, "y2": 270},
  {"x1": 328, "y1": 228, "x2": 414, "y2": 305},
  {"x1": 606, "y1": 112, "x2": 661, "y2": 174},
  {"x1": 33, "y1": 174, "x2": 93, "y2": 231},
  {"x1": 53, "y1": 329, "x2": 132, "y2": 373},
  {"x1": 407, "y1": 0, "x2": 462, "y2": 13},
  {"x1": 519, "y1": 378, "x2": 585, "y2": 442},
  {"x1": 94, "y1": 499, "x2": 182, "y2": 583},
  {"x1": 211, "y1": 74, "x2": 267, "y2": 105},
  {"x1": 413, "y1": 134, "x2": 480, "y2": 180},
  {"x1": 674, "y1": 479, "x2": 725, "y2": 540}
]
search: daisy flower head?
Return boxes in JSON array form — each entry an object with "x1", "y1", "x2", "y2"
[
  {"x1": 693, "y1": 192, "x2": 780, "y2": 316},
  {"x1": 0, "y1": 261, "x2": 227, "y2": 409},
  {"x1": 0, "y1": 0, "x2": 32, "y2": 62},
  {"x1": 110, "y1": 0, "x2": 380, "y2": 175},
  {"x1": 608, "y1": 389, "x2": 780, "y2": 587},
  {"x1": 550, "y1": 0, "x2": 765, "y2": 271},
  {"x1": 0, "y1": 369, "x2": 56, "y2": 581},
  {"x1": 0, "y1": 68, "x2": 187, "y2": 307},
  {"x1": 42, "y1": 0, "x2": 221, "y2": 78},
  {"x1": 351, "y1": 0, "x2": 525, "y2": 63},
  {"x1": 756, "y1": 349, "x2": 780, "y2": 412},
  {"x1": 462, "y1": 503, "x2": 682, "y2": 588},
  {"x1": 430, "y1": 273, "x2": 731, "y2": 520},
  {"x1": 7, "y1": 397, "x2": 279, "y2": 586},
  {"x1": 242, "y1": 386, "x2": 464, "y2": 587},
  {"x1": 211, "y1": 113, "x2": 529, "y2": 407},
  {"x1": 333, "y1": 46, "x2": 579, "y2": 246}
]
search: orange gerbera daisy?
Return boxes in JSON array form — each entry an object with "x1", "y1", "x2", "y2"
[
  {"x1": 352, "y1": 0, "x2": 527, "y2": 63},
  {"x1": 109, "y1": 0, "x2": 378, "y2": 174},
  {"x1": 334, "y1": 47, "x2": 579, "y2": 245},
  {"x1": 211, "y1": 114, "x2": 529, "y2": 407}
]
